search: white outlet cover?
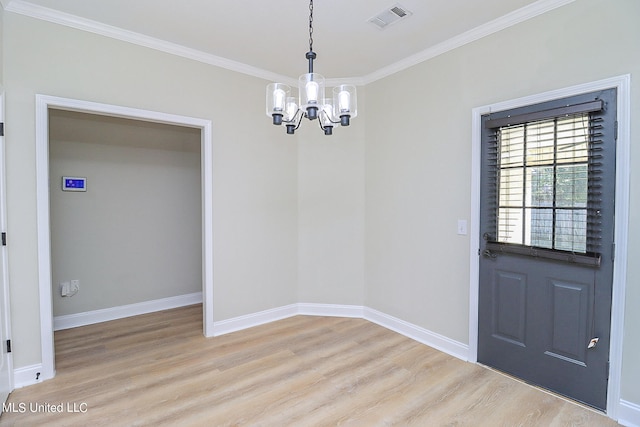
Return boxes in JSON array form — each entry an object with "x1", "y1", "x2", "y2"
[{"x1": 457, "y1": 219, "x2": 468, "y2": 235}]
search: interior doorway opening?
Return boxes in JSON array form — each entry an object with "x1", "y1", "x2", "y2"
[
  {"x1": 48, "y1": 109, "x2": 202, "y2": 331},
  {"x1": 36, "y1": 95, "x2": 214, "y2": 382}
]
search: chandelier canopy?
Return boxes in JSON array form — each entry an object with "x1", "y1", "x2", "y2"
[{"x1": 266, "y1": 0, "x2": 357, "y2": 135}]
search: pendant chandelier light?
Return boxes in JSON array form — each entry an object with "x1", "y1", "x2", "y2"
[{"x1": 266, "y1": 0, "x2": 357, "y2": 136}]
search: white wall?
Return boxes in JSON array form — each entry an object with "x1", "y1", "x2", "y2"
[
  {"x1": 49, "y1": 111, "x2": 202, "y2": 316},
  {"x1": 365, "y1": 0, "x2": 640, "y2": 406},
  {"x1": 3, "y1": 13, "x2": 298, "y2": 369}
]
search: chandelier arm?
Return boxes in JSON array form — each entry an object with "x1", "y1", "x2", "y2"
[
  {"x1": 291, "y1": 110, "x2": 304, "y2": 130},
  {"x1": 318, "y1": 110, "x2": 338, "y2": 128},
  {"x1": 282, "y1": 109, "x2": 302, "y2": 125},
  {"x1": 319, "y1": 109, "x2": 341, "y2": 125},
  {"x1": 317, "y1": 112, "x2": 326, "y2": 130}
]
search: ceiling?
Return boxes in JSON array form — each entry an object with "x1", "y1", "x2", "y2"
[{"x1": 3, "y1": 0, "x2": 570, "y2": 83}]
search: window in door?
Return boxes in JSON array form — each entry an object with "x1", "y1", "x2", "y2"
[{"x1": 483, "y1": 99, "x2": 607, "y2": 266}]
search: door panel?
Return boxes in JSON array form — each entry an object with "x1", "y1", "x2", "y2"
[
  {"x1": 478, "y1": 89, "x2": 616, "y2": 411},
  {"x1": 493, "y1": 270, "x2": 527, "y2": 346},
  {"x1": 480, "y1": 249, "x2": 610, "y2": 409},
  {"x1": 548, "y1": 279, "x2": 590, "y2": 365}
]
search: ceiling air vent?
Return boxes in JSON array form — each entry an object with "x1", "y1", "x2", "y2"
[{"x1": 368, "y1": 4, "x2": 413, "y2": 30}]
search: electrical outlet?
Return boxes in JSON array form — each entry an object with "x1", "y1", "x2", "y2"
[{"x1": 70, "y1": 280, "x2": 80, "y2": 294}]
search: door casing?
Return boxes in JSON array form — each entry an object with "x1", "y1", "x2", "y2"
[
  {"x1": 469, "y1": 75, "x2": 630, "y2": 418},
  {"x1": 0, "y1": 92, "x2": 15, "y2": 402}
]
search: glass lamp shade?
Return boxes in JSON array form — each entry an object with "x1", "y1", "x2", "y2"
[
  {"x1": 320, "y1": 98, "x2": 336, "y2": 135},
  {"x1": 333, "y1": 85, "x2": 357, "y2": 126},
  {"x1": 299, "y1": 73, "x2": 325, "y2": 120},
  {"x1": 266, "y1": 83, "x2": 291, "y2": 125},
  {"x1": 284, "y1": 96, "x2": 299, "y2": 122}
]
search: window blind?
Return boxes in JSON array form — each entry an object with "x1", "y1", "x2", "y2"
[{"x1": 483, "y1": 99, "x2": 607, "y2": 267}]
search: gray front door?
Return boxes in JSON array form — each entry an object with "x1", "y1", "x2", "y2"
[{"x1": 478, "y1": 89, "x2": 617, "y2": 410}]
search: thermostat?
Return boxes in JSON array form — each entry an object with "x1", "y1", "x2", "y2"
[{"x1": 62, "y1": 176, "x2": 87, "y2": 192}]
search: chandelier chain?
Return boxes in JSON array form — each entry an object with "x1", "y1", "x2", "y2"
[{"x1": 308, "y1": 0, "x2": 314, "y2": 51}]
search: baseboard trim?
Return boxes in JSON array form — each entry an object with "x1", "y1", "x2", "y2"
[
  {"x1": 213, "y1": 303, "x2": 366, "y2": 336},
  {"x1": 297, "y1": 303, "x2": 364, "y2": 318},
  {"x1": 213, "y1": 303, "x2": 469, "y2": 362},
  {"x1": 53, "y1": 292, "x2": 203, "y2": 331},
  {"x1": 212, "y1": 304, "x2": 299, "y2": 336},
  {"x1": 364, "y1": 307, "x2": 470, "y2": 361},
  {"x1": 13, "y1": 363, "x2": 53, "y2": 389},
  {"x1": 618, "y1": 399, "x2": 640, "y2": 427}
]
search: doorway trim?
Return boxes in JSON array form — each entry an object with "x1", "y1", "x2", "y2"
[
  {"x1": 0, "y1": 92, "x2": 15, "y2": 399},
  {"x1": 35, "y1": 95, "x2": 214, "y2": 381},
  {"x1": 468, "y1": 75, "x2": 630, "y2": 418}
]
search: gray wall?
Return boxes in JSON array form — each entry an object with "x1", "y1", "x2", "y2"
[{"x1": 49, "y1": 110, "x2": 202, "y2": 316}]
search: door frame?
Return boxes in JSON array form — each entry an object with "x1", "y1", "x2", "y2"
[
  {"x1": 0, "y1": 92, "x2": 15, "y2": 399},
  {"x1": 35, "y1": 95, "x2": 214, "y2": 381},
  {"x1": 468, "y1": 75, "x2": 630, "y2": 418}
]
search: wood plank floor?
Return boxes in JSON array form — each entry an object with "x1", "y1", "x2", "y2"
[{"x1": 0, "y1": 305, "x2": 618, "y2": 426}]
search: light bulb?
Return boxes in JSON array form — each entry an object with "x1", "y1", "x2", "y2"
[
  {"x1": 321, "y1": 102, "x2": 333, "y2": 125},
  {"x1": 338, "y1": 90, "x2": 351, "y2": 113},
  {"x1": 285, "y1": 97, "x2": 297, "y2": 121},
  {"x1": 306, "y1": 81, "x2": 319, "y2": 104},
  {"x1": 272, "y1": 88, "x2": 286, "y2": 111}
]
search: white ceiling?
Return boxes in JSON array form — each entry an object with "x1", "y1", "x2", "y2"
[{"x1": 3, "y1": 0, "x2": 572, "y2": 83}]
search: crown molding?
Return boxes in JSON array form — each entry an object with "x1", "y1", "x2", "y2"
[
  {"x1": 4, "y1": 0, "x2": 295, "y2": 85},
  {"x1": 325, "y1": 77, "x2": 366, "y2": 87},
  {"x1": 361, "y1": 0, "x2": 576, "y2": 85},
  {"x1": 6, "y1": 0, "x2": 574, "y2": 87}
]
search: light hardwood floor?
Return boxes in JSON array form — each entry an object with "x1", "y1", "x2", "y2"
[{"x1": 0, "y1": 305, "x2": 619, "y2": 426}]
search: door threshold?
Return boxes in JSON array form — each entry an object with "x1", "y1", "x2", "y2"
[{"x1": 477, "y1": 363, "x2": 608, "y2": 417}]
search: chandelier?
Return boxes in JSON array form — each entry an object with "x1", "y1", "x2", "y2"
[{"x1": 266, "y1": 0, "x2": 357, "y2": 136}]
